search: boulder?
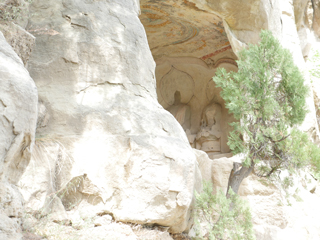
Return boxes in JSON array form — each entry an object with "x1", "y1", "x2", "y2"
[
  {"x1": 193, "y1": 149, "x2": 212, "y2": 184},
  {"x1": 204, "y1": 155, "x2": 248, "y2": 195}
]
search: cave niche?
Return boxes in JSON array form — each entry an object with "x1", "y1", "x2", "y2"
[{"x1": 139, "y1": 0, "x2": 237, "y2": 159}]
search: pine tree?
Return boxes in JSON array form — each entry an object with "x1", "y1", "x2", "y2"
[{"x1": 213, "y1": 30, "x2": 309, "y2": 196}]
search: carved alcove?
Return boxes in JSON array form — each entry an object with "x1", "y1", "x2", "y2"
[
  {"x1": 139, "y1": 0, "x2": 238, "y2": 159},
  {"x1": 156, "y1": 57, "x2": 237, "y2": 159}
]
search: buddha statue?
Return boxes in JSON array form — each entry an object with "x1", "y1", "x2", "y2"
[
  {"x1": 195, "y1": 102, "x2": 222, "y2": 158},
  {"x1": 167, "y1": 91, "x2": 191, "y2": 131}
]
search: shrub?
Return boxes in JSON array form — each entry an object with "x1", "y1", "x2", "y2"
[{"x1": 194, "y1": 182, "x2": 255, "y2": 240}]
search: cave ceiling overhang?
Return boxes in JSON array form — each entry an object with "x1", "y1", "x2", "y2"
[{"x1": 139, "y1": 0, "x2": 237, "y2": 66}]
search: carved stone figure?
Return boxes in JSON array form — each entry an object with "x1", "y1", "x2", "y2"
[
  {"x1": 196, "y1": 102, "x2": 222, "y2": 158},
  {"x1": 167, "y1": 91, "x2": 191, "y2": 131}
]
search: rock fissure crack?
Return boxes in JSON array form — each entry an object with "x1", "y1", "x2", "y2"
[
  {"x1": 132, "y1": 82, "x2": 152, "y2": 96},
  {"x1": 62, "y1": 57, "x2": 78, "y2": 64},
  {"x1": 3, "y1": 114, "x2": 11, "y2": 124},
  {"x1": 70, "y1": 22, "x2": 89, "y2": 30},
  {"x1": 108, "y1": 10, "x2": 126, "y2": 29},
  {"x1": 0, "y1": 99, "x2": 7, "y2": 108},
  {"x1": 64, "y1": 15, "x2": 89, "y2": 30},
  {"x1": 64, "y1": 15, "x2": 71, "y2": 22},
  {"x1": 77, "y1": 81, "x2": 125, "y2": 93},
  {"x1": 269, "y1": 0, "x2": 273, "y2": 8}
]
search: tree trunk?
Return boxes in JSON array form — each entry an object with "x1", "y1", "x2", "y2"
[{"x1": 226, "y1": 162, "x2": 254, "y2": 198}]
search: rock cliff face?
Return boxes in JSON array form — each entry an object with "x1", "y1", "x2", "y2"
[
  {"x1": 0, "y1": 28, "x2": 37, "y2": 239},
  {"x1": 18, "y1": 0, "x2": 201, "y2": 234},
  {"x1": 1, "y1": 0, "x2": 320, "y2": 239}
]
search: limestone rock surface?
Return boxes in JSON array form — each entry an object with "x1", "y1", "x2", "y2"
[
  {"x1": 0, "y1": 31, "x2": 37, "y2": 185},
  {"x1": 0, "y1": 212, "x2": 23, "y2": 240},
  {"x1": 193, "y1": 149, "x2": 212, "y2": 184},
  {"x1": 0, "y1": 29, "x2": 37, "y2": 240},
  {"x1": 247, "y1": 173, "x2": 320, "y2": 240},
  {"x1": 0, "y1": 21, "x2": 35, "y2": 66},
  {"x1": 19, "y1": 0, "x2": 201, "y2": 233},
  {"x1": 196, "y1": 0, "x2": 309, "y2": 61},
  {"x1": 26, "y1": 216, "x2": 174, "y2": 240}
]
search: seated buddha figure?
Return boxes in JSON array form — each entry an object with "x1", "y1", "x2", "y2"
[{"x1": 195, "y1": 102, "x2": 222, "y2": 158}]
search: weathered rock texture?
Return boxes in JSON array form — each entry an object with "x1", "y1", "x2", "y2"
[
  {"x1": 0, "y1": 30, "x2": 37, "y2": 240},
  {"x1": 189, "y1": 0, "x2": 307, "y2": 59},
  {"x1": 19, "y1": 0, "x2": 201, "y2": 233},
  {"x1": 0, "y1": 0, "x2": 32, "y2": 28},
  {"x1": 309, "y1": 0, "x2": 320, "y2": 39},
  {"x1": 0, "y1": 21, "x2": 36, "y2": 66},
  {"x1": 139, "y1": 0, "x2": 236, "y2": 64},
  {"x1": 24, "y1": 214, "x2": 174, "y2": 240}
]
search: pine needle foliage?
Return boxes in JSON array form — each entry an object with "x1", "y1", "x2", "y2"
[
  {"x1": 309, "y1": 47, "x2": 320, "y2": 79},
  {"x1": 307, "y1": 48, "x2": 320, "y2": 179},
  {"x1": 213, "y1": 30, "x2": 309, "y2": 178},
  {"x1": 286, "y1": 129, "x2": 320, "y2": 179},
  {"x1": 194, "y1": 182, "x2": 255, "y2": 240}
]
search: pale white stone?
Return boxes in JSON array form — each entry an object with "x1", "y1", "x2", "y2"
[
  {"x1": 94, "y1": 215, "x2": 113, "y2": 227},
  {"x1": 193, "y1": 149, "x2": 212, "y2": 183},
  {"x1": 19, "y1": 0, "x2": 201, "y2": 233},
  {"x1": 0, "y1": 29, "x2": 37, "y2": 240},
  {"x1": 0, "y1": 22, "x2": 35, "y2": 66}
]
